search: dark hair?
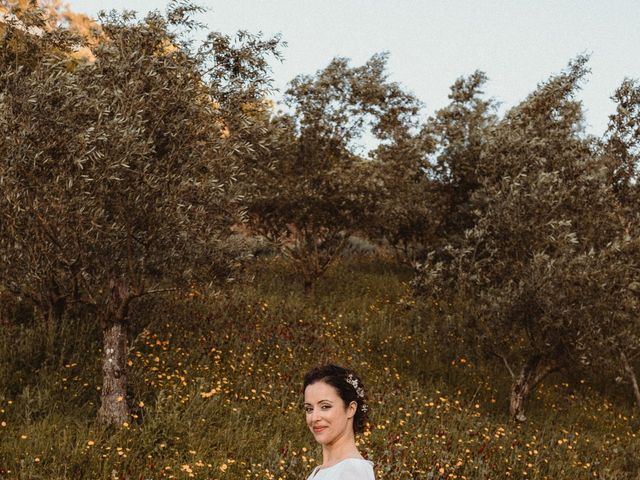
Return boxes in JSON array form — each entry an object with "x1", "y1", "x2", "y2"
[{"x1": 302, "y1": 364, "x2": 369, "y2": 434}]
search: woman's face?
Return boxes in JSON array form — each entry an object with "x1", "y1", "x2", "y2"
[{"x1": 304, "y1": 380, "x2": 356, "y2": 446}]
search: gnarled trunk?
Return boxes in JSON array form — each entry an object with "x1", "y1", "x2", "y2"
[
  {"x1": 509, "y1": 355, "x2": 561, "y2": 422},
  {"x1": 98, "y1": 321, "x2": 129, "y2": 425}
]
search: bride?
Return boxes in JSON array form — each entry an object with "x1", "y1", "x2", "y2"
[{"x1": 302, "y1": 364, "x2": 375, "y2": 480}]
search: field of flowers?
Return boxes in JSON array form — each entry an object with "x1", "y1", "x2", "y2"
[{"x1": 0, "y1": 257, "x2": 638, "y2": 479}]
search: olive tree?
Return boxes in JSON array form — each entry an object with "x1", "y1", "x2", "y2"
[
  {"x1": 425, "y1": 71, "x2": 496, "y2": 246},
  {"x1": 0, "y1": 4, "x2": 279, "y2": 425},
  {"x1": 416, "y1": 57, "x2": 640, "y2": 420},
  {"x1": 371, "y1": 71, "x2": 496, "y2": 268},
  {"x1": 246, "y1": 53, "x2": 420, "y2": 291},
  {"x1": 601, "y1": 78, "x2": 640, "y2": 410},
  {"x1": 368, "y1": 131, "x2": 439, "y2": 269}
]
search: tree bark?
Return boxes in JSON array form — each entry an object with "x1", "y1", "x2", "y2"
[
  {"x1": 621, "y1": 351, "x2": 640, "y2": 411},
  {"x1": 98, "y1": 320, "x2": 129, "y2": 425},
  {"x1": 97, "y1": 279, "x2": 132, "y2": 426},
  {"x1": 509, "y1": 355, "x2": 560, "y2": 422}
]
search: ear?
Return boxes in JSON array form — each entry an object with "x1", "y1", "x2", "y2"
[{"x1": 347, "y1": 400, "x2": 357, "y2": 419}]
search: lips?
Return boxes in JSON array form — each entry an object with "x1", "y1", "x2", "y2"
[{"x1": 313, "y1": 426, "x2": 327, "y2": 433}]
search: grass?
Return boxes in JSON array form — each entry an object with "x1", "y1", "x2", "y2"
[{"x1": 0, "y1": 256, "x2": 638, "y2": 479}]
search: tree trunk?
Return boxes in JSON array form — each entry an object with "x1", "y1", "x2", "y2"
[
  {"x1": 509, "y1": 355, "x2": 560, "y2": 422},
  {"x1": 42, "y1": 279, "x2": 66, "y2": 326},
  {"x1": 45, "y1": 296, "x2": 66, "y2": 325},
  {"x1": 302, "y1": 275, "x2": 316, "y2": 294},
  {"x1": 97, "y1": 279, "x2": 133, "y2": 426},
  {"x1": 621, "y1": 352, "x2": 640, "y2": 411},
  {"x1": 98, "y1": 320, "x2": 129, "y2": 425}
]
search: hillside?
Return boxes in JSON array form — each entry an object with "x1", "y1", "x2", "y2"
[{"x1": 0, "y1": 257, "x2": 638, "y2": 479}]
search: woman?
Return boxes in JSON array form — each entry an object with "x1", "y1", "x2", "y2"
[{"x1": 303, "y1": 364, "x2": 375, "y2": 480}]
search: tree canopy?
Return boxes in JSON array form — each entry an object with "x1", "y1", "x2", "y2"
[{"x1": 246, "y1": 53, "x2": 420, "y2": 290}]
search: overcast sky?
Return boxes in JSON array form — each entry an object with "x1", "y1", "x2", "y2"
[{"x1": 67, "y1": 0, "x2": 640, "y2": 136}]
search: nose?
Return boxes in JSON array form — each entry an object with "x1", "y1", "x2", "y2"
[{"x1": 309, "y1": 408, "x2": 321, "y2": 424}]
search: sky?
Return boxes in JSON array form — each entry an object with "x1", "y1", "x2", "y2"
[{"x1": 66, "y1": 0, "x2": 640, "y2": 136}]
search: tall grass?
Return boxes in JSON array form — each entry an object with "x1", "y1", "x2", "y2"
[{"x1": 0, "y1": 256, "x2": 638, "y2": 479}]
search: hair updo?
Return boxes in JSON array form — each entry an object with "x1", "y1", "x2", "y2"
[{"x1": 302, "y1": 364, "x2": 369, "y2": 434}]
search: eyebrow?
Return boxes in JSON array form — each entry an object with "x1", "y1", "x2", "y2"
[{"x1": 303, "y1": 400, "x2": 333, "y2": 406}]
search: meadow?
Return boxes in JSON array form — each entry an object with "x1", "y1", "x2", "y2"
[{"x1": 0, "y1": 257, "x2": 638, "y2": 479}]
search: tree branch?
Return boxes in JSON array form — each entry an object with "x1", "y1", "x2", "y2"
[{"x1": 491, "y1": 350, "x2": 516, "y2": 379}]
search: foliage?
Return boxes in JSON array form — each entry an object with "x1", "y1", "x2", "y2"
[
  {"x1": 603, "y1": 78, "x2": 640, "y2": 205},
  {"x1": 600, "y1": 77, "x2": 640, "y2": 407},
  {"x1": 415, "y1": 56, "x2": 640, "y2": 420},
  {"x1": 425, "y1": 71, "x2": 497, "y2": 246},
  {"x1": 370, "y1": 71, "x2": 496, "y2": 268},
  {"x1": 0, "y1": 0, "x2": 100, "y2": 61},
  {"x1": 0, "y1": 0, "x2": 93, "y2": 322},
  {"x1": 246, "y1": 53, "x2": 420, "y2": 291},
  {"x1": 369, "y1": 132, "x2": 438, "y2": 268}
]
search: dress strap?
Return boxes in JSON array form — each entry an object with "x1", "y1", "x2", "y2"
[{"x1": 309, "y1": 466, "x2": 321, "y2": 479}]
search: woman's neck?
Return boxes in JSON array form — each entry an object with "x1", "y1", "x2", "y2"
[{"x1": 321, "y1": 431, "x2": 361, "y2": 466}]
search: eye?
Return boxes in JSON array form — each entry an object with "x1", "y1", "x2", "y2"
[
  {"x1": 304, "y1": 407, "x2": 313, "y2": 414},
  {"x1": 321, "y1": 404, "x2": 331, "y2": 410}
]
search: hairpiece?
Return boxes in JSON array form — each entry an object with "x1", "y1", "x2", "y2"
[
  {"x1": 346, "y1": 373, "x2": 368, "y2": 414},
  {"x1": 346, "y1": 373, "x2": 365, "y2": 399}
]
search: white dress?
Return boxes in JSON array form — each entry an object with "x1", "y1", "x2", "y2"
[{"x1": 306, "y1": 458, "x2": 375, "y2": 480}]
